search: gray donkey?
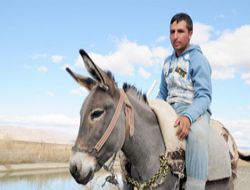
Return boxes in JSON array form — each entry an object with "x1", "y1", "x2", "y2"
[{"x1": 67, "y1": 49, "x2": 250, "y2": 190}]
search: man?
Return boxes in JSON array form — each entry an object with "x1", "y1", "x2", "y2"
[{"x1": 157, "y1": 13, "x2": 212, "y2": 190}]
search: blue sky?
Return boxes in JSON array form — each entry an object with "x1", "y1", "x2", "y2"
[{"x1": 0, "y1": 0, "x2": 250, "y2": 150}]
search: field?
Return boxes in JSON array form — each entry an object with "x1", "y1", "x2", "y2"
[
  {"x1": 0, "y1": 139, "x2": 71, "y2": 164},
  {"x1": 0, "y1": 138, "x2": 249, "y2": 190}
]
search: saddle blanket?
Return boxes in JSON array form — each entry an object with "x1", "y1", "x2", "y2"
[{"x1": 148, "y1": 99, "x2": 234, "y2": 181}]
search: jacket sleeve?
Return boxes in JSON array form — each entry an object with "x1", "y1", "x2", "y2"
[
  {"x1": 182, "y1": 52, "x2": 212, "y2": 123},
  {"x1": 157, "y1": 68, "x2": 168, "y2": 100}
]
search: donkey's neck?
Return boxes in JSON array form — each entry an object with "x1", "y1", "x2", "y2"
[{"x1": 122, "y1": 92, "x2": 166, "y2": 182}]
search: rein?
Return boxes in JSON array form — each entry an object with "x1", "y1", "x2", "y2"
[{"x1": 94, "y1": 89, "x2": 134, "y2": 152}]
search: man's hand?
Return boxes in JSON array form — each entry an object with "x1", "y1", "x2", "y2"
[{"x1": 174, "y1": 115, "x2": 191, "y2": 140}]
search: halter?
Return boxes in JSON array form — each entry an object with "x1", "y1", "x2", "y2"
[
  {"x1": 89, "y1": 88, "x2": 169, "y2": 189},
  {"x1": 94, "y1": 89, "x2": 134, "y2": 152}
]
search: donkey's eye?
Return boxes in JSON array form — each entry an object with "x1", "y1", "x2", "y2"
[{"x1": 90, "y1": 109, "x2": 104, "y2": 120}]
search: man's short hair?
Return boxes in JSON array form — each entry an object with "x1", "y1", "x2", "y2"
[{"x1": 170, "y1": 13, "x2": 193, "y2": 32}]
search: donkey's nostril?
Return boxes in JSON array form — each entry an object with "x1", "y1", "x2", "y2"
[{"x1": 70, "y1": 164, "x2": 78, "y2": 176}]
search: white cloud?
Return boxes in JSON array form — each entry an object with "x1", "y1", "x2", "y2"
[
  {"x1": 0, "y1": 114, "x2": 78, "y2": 129},
  {"x1": 70, "y1": 87, "x2": 88, "y2": 96},
  {"x1": 241, "y1": 73, "x2": 250, "y2": 85},
  {"x1": 46, "y1": 91, "x2": 55, "y2": 97},
  {"x1": 192, "y1": 24, "x2": 250, "y2": 83},
  {"x1": 211, "y1": 67, "x2": 235, "y2": 80},
  {"x1": 31, "y1": 53, "x2": 64, "y2": 64},
  {"x1": 138, "y1": 67, "x2": 151, "y2": 79},
  {"x1": 155, "y1": 35, "x2": 167, "y2": 44},
  {"x1": 214, "y1": 14, "x2": 225, "y2": 20},
  {"x1": 75, "y1": 56, "x2": 84, "y2": 69},
  {"x1": 1, "y1": 114, "x2": 248, "y2": 150},
  {"x1": 75, "y1": 38, "x2": 168, "y2": 76},
  {"x1": 62, "y1": 64, "x2": 71, "y2": 70},
  {"x1": 216, "y1": 118, "x2": 250, "y2": 150},
  {"x1": 74, "y1": 24, "x2": 250, "y2": 84},
  {"x1": 31, "y1": 53, "x2": 48, "y2": 60},
  {"x1": 37, "y1": 65, "x2": 48, "y2": 73},
  {"x1": 192, "y1": 22, "x2": 214, "y2": 45},
  {"x1": 51, "y1": 55, "x2": 64, "y2": 63}
]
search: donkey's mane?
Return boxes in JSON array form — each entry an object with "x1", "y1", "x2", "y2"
[
  {"x1": 123, "y1": 83, "x2": 148, "y2": 104},
  {"x1": 106, "y1": 70, "x2": 148, "y2": 104}
]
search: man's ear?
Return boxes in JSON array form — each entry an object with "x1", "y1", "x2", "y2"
[{"x1": 188, "y1": 30, "x2": 193, "y2": 40}]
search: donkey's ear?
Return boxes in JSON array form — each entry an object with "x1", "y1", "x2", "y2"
[
  {"x1": 66, "y1": 67, "x2": 97, "y2": 90},
  {"x1": 79, "y1": 49, "x2": 114, "y2": 91}
]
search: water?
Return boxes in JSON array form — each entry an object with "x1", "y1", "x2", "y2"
[
  {"x1": 0, "y1": 169, "x2": 81, "y2": 190},
  {"x1": 0, "y1": 168, "x2": 123, "y2": 190},
  {"x1": 0, "y1": 166, "x2": 249, "y2": 190}
]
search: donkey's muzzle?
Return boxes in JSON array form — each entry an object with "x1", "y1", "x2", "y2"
[
  {"x1": 69, "y1": 151, "x2": 96, "y2": 185},
  {"x1": 69, "y1": 164, "x2": 94, "y2": 185}
]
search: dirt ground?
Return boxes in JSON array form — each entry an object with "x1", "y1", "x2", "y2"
[{"x1": 235, "y1": 160, "x2": 250, "y2": 190}]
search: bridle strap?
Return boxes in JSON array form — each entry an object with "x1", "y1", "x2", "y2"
[
  {"x1": 94, "y1": 89, "x2": 134, "y2": 152},
  {"x1": 124, "y1": 91, "x2": 134, "y2": 137}
]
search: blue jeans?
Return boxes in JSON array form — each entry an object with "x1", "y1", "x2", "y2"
[{"x1": 172, "y1": 103, "x2": 210, "y2": 180}]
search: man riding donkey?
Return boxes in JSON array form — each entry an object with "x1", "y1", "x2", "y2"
[
  {"x1": 157, "y1": 12, "x2": 212, "y2": 190},
  {"x1": 66, "y1": 12, "x2": 250, "y2": 190}
]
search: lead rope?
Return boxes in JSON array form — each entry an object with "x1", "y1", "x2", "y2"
[
  {"x1": 125, "y1": 155, "x2": 169, "y2": 190},
  {"x1": 102, "y1": 153, "x2": 121, "y2": 189}
]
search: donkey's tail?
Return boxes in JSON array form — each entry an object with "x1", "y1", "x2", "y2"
[{"x1": 238, "y1": 151, "x2": 250, "y2": 161}]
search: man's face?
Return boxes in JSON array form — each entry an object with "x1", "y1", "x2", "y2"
[{"x1": 170, "y1": 20, "x2": 192, "y2": 56}]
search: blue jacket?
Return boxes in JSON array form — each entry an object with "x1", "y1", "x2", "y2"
[{"x1": 157, "y1": 45, "x2": 212, "y2": 123}]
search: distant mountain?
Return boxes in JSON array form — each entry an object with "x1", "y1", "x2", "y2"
[{"x1": 0, "y1": 125, "x2": 76, "y2": 145}]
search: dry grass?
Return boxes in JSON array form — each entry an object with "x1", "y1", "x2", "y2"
[{"x1": 0, "y1": 138, "x2": 71, "y2": 164}]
